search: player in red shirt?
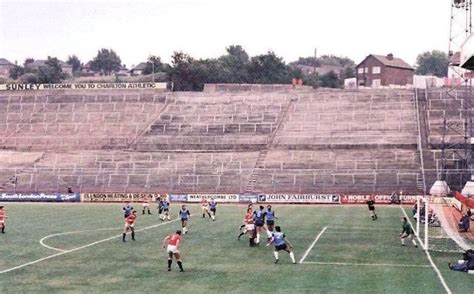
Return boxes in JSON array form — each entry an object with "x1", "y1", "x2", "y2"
[
  {"x1": 237, "y1": 206, "x2": 252, "y2": 240},
  {"x1": 243, "y1": 207, "x2": 256, "y2": 247},
  {"x1": 201, "y1": 197, "x2": 211, "y2": 218},
  {"x1": 122, "y1": 210, "x2": 137, "y2": 242},
  {"x1": 162, "y1": 230, "x2": 184, "y2": 272},
  {"x1": 0, "y1": 206, "x2": 7, "y2": 234},
  {"x1": 142, "y1": 195, "x2": 151, "y2": 215},
  {"x1": 201, "y1": 198, "x2": 211, "y2": 218}
]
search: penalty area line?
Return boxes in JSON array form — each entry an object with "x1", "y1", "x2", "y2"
[
  {"x1": 298, "y1": 226, "x2": 327, "y2": 264},
  {"x1": 0, "y1": 218, "x2": 182, "y2": 275},
  {"x1": 400, "y1": 206, "x2": 452, "y2": 294},
  {"x1": 301, "y1": 261, "x2": 431, "y2": 268},
  {"x1": 327, "y1": 226, "x2": 400, "y2": 231}
]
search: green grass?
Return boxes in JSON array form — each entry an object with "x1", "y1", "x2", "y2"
[{"x1": 0, "y1": 203, "x2": 473, "y2": 293}]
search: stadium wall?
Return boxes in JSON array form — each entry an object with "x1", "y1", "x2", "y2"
[{"x1": 203, "y1": 83, "x2": 313, "y2": 92}]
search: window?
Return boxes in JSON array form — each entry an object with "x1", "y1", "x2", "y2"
[
  {"x1": 357, "y1": 68, "x2": 364, "y2": 74},
  {"x1": 364, "y1": 67, "x2": 369, "y2": 73},
  {"x1": 372, "y1": 66, "x2": 381, "y2": 74}
]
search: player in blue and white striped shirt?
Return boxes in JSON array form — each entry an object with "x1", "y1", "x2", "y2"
[
  {"x1": 263, "y1": 205, "x2": 276, "y2": 240},
  {"x1": 208, "y1": 198, "x2": 217, "y2": 221},
  {"x1": 179, "y1": 205, "x2": 191, "y2": 234},
  {"x1": 266, "y1": 226, "x2": 296, "y2": 264},
  {"x1": 122, "y1": 202, "x2": 133, "y2": 218},
  {"x1": 159, "y1": 199, "x2": 171, "y2": 221}
]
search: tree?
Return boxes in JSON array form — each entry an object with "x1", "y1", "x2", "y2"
[
  {"x1": 415, "y1": 50, "x2": 449, "y2": 77},
  {"x1": 23, "y1": 58, "x2": 35, "y2": 67},
  {"x1": 319, "y1": 71, "x2": 341, "y2": 88},
  {"x1": 67, "y1": 55, "x2": 82, "y2": 73},
  {"x1": 304, "y1": 73, "x2": 319, "y2": 88},
  {"x1": 168, "y1": 52, "x2": 209, "y2": 91},
  {"x1": 89, "y1": 48, "x2": 122, "y2": 75},
  {"x1": 341, "y1": 66, "x2": 355, "y2": 79},
  {"x1": 294, "y1": 57, "x2": 320, "y2": 67},
  {"x1": 19, "y1": 73, "x2": 38, "y2": 83},
  {"x1": 218, "y1": 45, "x2": 250, "y2": 83},
  {"x1": 290, "y1": 54, "x2": 355, "y2": 88},
  {"x1": 293, "y1": 55, "x2": 355, "y2": 69},
  {"x1": 37, "y1": 56, "x2": 66, "y2": 83},
  {"x1": 200, "y1": 58, "x2": 227, "y2": 84},
  {"x1": 143, "y1": 55, "x2": 163, "y2": 75},
  {"x1": 9, "y1": 65, "x2": 25, "y2": 80},
  {"x1": 319, "y1": 55, "x2": 355, "y2": 68},
  {"x1": 247, "y1": 51, "x2": 291, "y2": 84}
]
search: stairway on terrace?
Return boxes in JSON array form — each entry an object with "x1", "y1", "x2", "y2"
[{"x1": 132, "y1": 92, "x2": 293, "y2": 151}]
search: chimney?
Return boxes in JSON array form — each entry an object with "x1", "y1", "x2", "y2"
[{"x1": 387, "y1": 53, "x2": 394, "y2": 60}]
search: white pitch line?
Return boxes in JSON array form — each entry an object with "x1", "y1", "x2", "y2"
[
  {"x1": 301, "y1": 261, "x2": 431, "y2": 268},
  {"x1": 327, "y1": 226, "x2": 400, "y2": 231},
  {"x1": 0, "y1": 218, "x2": 181, "y2": 275},
  {"x1": 39, "y1": 238, "x2": 66, "y2": 252},
  {"x1": 298, "y1": 226, "x2": 327, "y2": 264},
  {"x1": 39, "y1": 227, "x2": 122, "y2": 252},
  {"x1": 400, "y1": 206, "x2": 452, "y2": 294}
]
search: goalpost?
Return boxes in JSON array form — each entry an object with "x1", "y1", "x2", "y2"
[{"x1": 414, "y1": 196, "x2": 470, "y2": 253}]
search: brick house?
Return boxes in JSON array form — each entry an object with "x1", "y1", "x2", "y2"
[
  {"x1": 356, "y1": 54, "x2": 414, "y2": 87},
  {"x1": 0, "y1": 58, "x2": 15, "y2": 77},
  {"x1": 130, "y1": 62, "x2": 147, "y2": 76}
]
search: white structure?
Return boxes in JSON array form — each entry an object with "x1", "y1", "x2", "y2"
[
  {"x1": 429, "y1": 180, "x2": 450, "y2": 197},
  {"x1": 461, "y1": 176, "x2": 474, "y2": 196},
  {"x1": 344, "y1": 78, "x2": 356, "y2": 89},
  {"x1": 413, "y1": 75, "x2": 444, "y2": 89},
  {"x1": 461, "y1": 33, "x2": 474, "y2": 70}
]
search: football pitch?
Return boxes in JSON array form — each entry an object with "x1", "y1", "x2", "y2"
[{"x1": 0, "y1": 203, "x2": 472, "y2": 293}]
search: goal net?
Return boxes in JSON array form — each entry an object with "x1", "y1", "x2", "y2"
[{"x1": 413, "y1": 196, "x2": 471, "y2": 253}]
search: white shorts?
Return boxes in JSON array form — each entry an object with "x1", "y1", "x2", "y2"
[
  {"x1": 245, "y1": 224, "x2": 255, "y2": 231},
  {"x1": 400, "y1": 232, "x2": 413, "y2": 239},
  {"x1": 0, "y1": 220, "x2": 4, "y2": 224},
  {"x1": 142, "y1": 203, "x2": 149, "y2": 207},
  {"x1": 125, "y1": 222, "x2": 135, "y2": 229},
  {"x1": 167, "y1": 245, "x2": 179, "y2": 254}
]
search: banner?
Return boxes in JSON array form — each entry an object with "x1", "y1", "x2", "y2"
[
  {"x1": 0, "y1": 82, "x2": 168, "y2": 91},
  {"x1": 169, "y1": 194, "x2": 188, "y2": 202},
  {"x1": 187, "y1": 194, "x2": 239, "y2": 203},
  {"x1": 239, "y1": 194, "x2": 258, "y2": 203},
  {"x1": 339, "y1": 194, "x2": 418, "y2": 204},
  {"x1": 258, "y1": 194, "x2": 339, "y2": 204},
  {"x1": 0, "y1": 192, "x2": 80, "y2": 202},
  {"x1": 81, "y1": 192, "x2": 166, "y2": 202},
  {"x1": 454, "y1": 191, "x2": 474, "y2": 210}
]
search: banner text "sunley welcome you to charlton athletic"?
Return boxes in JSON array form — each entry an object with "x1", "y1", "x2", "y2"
[{"x1": 0, "y1": 82, "x2": 168, "y2": 91}]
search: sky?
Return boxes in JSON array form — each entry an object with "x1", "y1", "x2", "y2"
[{"x1": 0, "y1": 0, "x2": 452, "y2": 68}]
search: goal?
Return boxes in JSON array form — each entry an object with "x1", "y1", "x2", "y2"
[{"x1": 413, "y1": 196, "x2": 470, "y2": 253}]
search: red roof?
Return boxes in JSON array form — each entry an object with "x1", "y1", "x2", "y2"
[{"x1": 357, "y1": 54, "x2": 413, "y2": 70}]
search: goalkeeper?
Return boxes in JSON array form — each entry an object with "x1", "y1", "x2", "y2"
[
  {"x1": 399, "y1": 217, "x2": 417, "y2": 247},
  {"x1": 367, "y1": 199, "x2": 377, "y2": 220},
  {"x1": 449, "y1": 249, "x2": 474, "y2": 272}
]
